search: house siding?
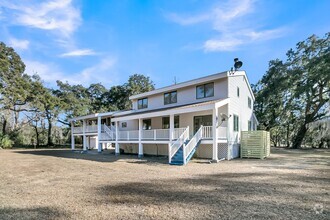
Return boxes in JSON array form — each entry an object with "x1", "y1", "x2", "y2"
[
  {"x1": 228, "y1": 75, "x2": 254, "y2": 144},
  {"x1": 131, "y1": 78, "x2": 228, "y2": 111}
]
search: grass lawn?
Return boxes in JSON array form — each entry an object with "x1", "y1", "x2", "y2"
[{"x1": 0, "y1": 148, "x2": 329, "y2": 219}]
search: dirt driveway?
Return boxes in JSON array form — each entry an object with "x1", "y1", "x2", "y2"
[{"x1": 0, "y1": 148, "x2": 329, "y2": 219}]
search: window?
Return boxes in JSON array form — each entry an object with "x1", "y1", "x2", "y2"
[
  {"x1": 248, "y1": 120, "x2": 252, "y2": 131},
  {"x1": 162, "y1": 116, "x2": 180, "y2": 129},
  {"x1": 248, "y1": 97, "x2": 252, "y2": 108},
  {"x1": 121, "y1": 122, "x2": 127, "y2": 128},
  {"x1": 164, "y1": 91, "x2": 177, "y2": 105},
  {"x1": 233, "y1": 115, "x2": 239, "y2": 132},
  {"x1": 138, "y1": 98, "x2": 148, "y2": 109},
  {"x1": 196, "y1": 82, "x2": 214, "y2": 99},
  {"x1": 237, "y1": 87, "x2": 240, "y2": 97},
  {"x1": 143, "y1": 119, "x2": 151, "y2": 130}
]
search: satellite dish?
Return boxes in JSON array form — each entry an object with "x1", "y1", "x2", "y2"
[{"x1": 234, "y1": 58, "x2": 243, "y2": 70}]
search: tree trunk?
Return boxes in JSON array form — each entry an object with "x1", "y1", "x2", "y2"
[
  {"x1": 2, "y1": 118, "x2": 7, "y2": 134},
  {"x1": 46, "y1": 114, "x2": 54, "y2": 146},
  {"x1": 34, "y1": 125, "x2": 40, "y2": 148},
  {"x1": 286, "y1": 124, "x2": 290, "y2": 148},
  {"x1": 292, "y1": 124, "x2": 308, "y2": 149}
]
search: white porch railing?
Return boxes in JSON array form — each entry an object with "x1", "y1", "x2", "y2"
[
  {"x1": 72, "y1": 126, "x2": 83, "y2": 134},
  {"x1": 73, "y1": 125, "x2": 98, "y2": 134},
  {"x1": 202, "y1": 126, "x2": 212, "y2": 139},
  {"x1": 173, "y1": 128, "x2": 186, "y2": 139},
  {"x1": 103, "y1": 124, "x2": 115, "y2": 140},
  {"x1": 142, "y1": 129, "x2": 170, "y2": 140},
  {"x1": 201, "y1": 126, "x2": 227, "y2": 139},
  {"x1": 118, "y1": 130, "x2": 139, "y2": 140},
  {"x1": 184, "y1": 126, "x2": 203, "y2": 164},
  {"x1": 169, "y1": 126, "x2": 189, "y2": 163}
]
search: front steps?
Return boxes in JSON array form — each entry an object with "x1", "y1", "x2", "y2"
[{"x1": 169, "y1": 140, "x2": 201, "y2": 165}]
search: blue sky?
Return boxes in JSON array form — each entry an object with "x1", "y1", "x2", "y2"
[{"x1": 0, "y1": 0, "x2": 329, "y2": 88}]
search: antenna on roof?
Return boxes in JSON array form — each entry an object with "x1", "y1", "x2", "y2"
[{"x1": 173, "y1": 76, "x2": 177, "y2": 85}]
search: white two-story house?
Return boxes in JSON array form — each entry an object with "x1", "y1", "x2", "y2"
[{"x1": 69, "y1": 70, "x2": 258, "y2": 165}]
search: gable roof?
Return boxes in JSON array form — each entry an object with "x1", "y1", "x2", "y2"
[{"x1": 129, "y1": 70, "x2": 255, "y2": 100}]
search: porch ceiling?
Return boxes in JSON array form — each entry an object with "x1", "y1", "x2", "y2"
[{"x1": 112, "y1": 98, "x2": 229, "y2": 122}]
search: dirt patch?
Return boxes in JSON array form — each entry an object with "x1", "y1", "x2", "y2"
[{"x1": 0, "y1": 148, "x2": 329, "y2": 219}]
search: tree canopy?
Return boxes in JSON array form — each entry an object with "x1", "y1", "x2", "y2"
[{"x1": 254, "y1": 33, "x2": 330, "y2": 148}]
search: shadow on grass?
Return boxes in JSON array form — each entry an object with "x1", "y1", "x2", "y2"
[
  {"x1": 0, "y1": 206, "x2": 69, "y2": 219},
  {"x1": 14, "y1": 149, "x2": 168, "y2": 165},
  {"x1": 95, "y1": 172, "x2": 329, "y2": 219}
]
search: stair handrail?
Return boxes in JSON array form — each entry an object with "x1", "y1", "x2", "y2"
[
  {"x1": 110, "y1": 124, "x2": 116, "y2": 132},
  {"x1": 169, "y1": 126, "x2": 189, "y2": 163},
  {"x1": 184, "y1": 125, "x2": 203, "y2": 164},
  {"x1": 104, "y1": 124, "x2": 115, "y2": 140}
]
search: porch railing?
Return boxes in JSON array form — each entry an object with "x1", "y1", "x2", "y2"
[
  {"x1": 103, "y1": 124, "x2": 115, "y2": 140},
  {"x1": 73, "y1": 125, "x2": 98, "y2": 134},
  {"x1": 169, "y1": 126, "x2": 189, "y2": 163},
  {"x1": 201, "y1": 126, "x2": 227, "y2": 139},
  {"x1": 118, "y1": 130, "x2": 139, "y2": 140},
  {"x1": 184, "y1": 126, "x2": 203, "y2": 164},
  {"x1": 142, "y1": 129, "x2": 170, "y2": 140}
]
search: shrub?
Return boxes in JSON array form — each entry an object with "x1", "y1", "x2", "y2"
[{"x1": 0, "y1": 135, "x2": 14, "y2": 149}]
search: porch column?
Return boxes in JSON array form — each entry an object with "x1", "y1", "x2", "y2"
[
  {"x1": 115, "y1": 121, "x2": 119, "y2": 155},
  {"x1": 226, "y1": 110, "x2": 231, "y2": 160},
  {"x1": 97, "y1": 116, "x2": 102, "y2": 153},
  {"x1": 138, "y1": 118, "x2": 143, "y2": 158},
  {"x1": 169, "y1": 114, "x2": 174, "y2": 142},
  {"x1": 83, "y1": 120, "x2": 87, "y2": 152},
  {"x1": 71, "y1": 121, "x2": 75, "y2": 150},
  {"x1": 212, "y1": 106, "x2": 219, "y2": 161},
  {"x1": 87, "y1": 136, "x2": 90, "y2": 149}
]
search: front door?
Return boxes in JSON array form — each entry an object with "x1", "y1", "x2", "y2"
[{"x1": 193, "y1": 115, "x2": 212, "y2": 133}]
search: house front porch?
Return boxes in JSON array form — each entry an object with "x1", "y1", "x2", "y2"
[{"x1": 70, "y1": 98, "x2": 233, "y2": 164}]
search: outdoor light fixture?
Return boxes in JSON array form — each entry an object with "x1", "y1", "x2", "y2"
[{"x1": 230, "y1": 58, "x2": 243, "y2": 75}]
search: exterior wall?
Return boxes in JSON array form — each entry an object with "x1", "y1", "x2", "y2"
[
  {"x1": 118, "y1": 119, "x2": 138, "y2": 131},
  {"x1": 88, "y1": 136, "x2": 98, "y2": 149},
  {"x1": 228, "y1": 75, "x2": 254, "y2": 144},
  {"x1": 131, "y1": 78, "x2": 228, "y2": 111},
  {"x1": 180, "y1": 110, "x2": 212, "y2": 136}
]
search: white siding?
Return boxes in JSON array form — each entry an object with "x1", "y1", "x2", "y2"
[
  {"x1": 228, "y1": 75, "x2": 254, "y2": 144},
  {"x1": 118, "y1": 120, "x2": 138, "y2": 131},
  {"x1": 131, "y1": 78, "x2": 228, "y2": 111}
]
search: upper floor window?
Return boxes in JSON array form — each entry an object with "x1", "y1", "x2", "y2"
[
  {"x1": 233, "y1": 115, "x2": 239, "y2": 132},
  {"x1": 237, "y1": 87, "x2": 240, "y2": 97},
  {"x1": 164, "y1": 91, "x2": 177, "y2": 105},
  {"x1": 196, "y1": 82, "x2": 214, "y2": 99},
  {"x1": 248, "y1": 97, "x2": 252, "y2": 108},
  {"x1": 138, "y1": 98, "x2": 148, "y2": 109}
]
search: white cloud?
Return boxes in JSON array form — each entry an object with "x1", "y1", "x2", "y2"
[
  {"x1": 60, "y1": 49, "x2": 97, "y2": 57},
  {"x1": 0, "y1": 0, "x2": 81, "y2": 38},
  {"x1": 166, "y1": 13, "x2": 210, "y2": 25},
  {"x1": 8, "y1": 38, "x2": 29, "y2": 50},
  {"x1": 204, "y1": 38, "x2": 243, "y2": 52},
  {"x1": 166, "y1": 0, "x2": 286, "y2": 52},
  {"x1": 24, "y1": 57, "x2": 117, "y2": 87}
]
